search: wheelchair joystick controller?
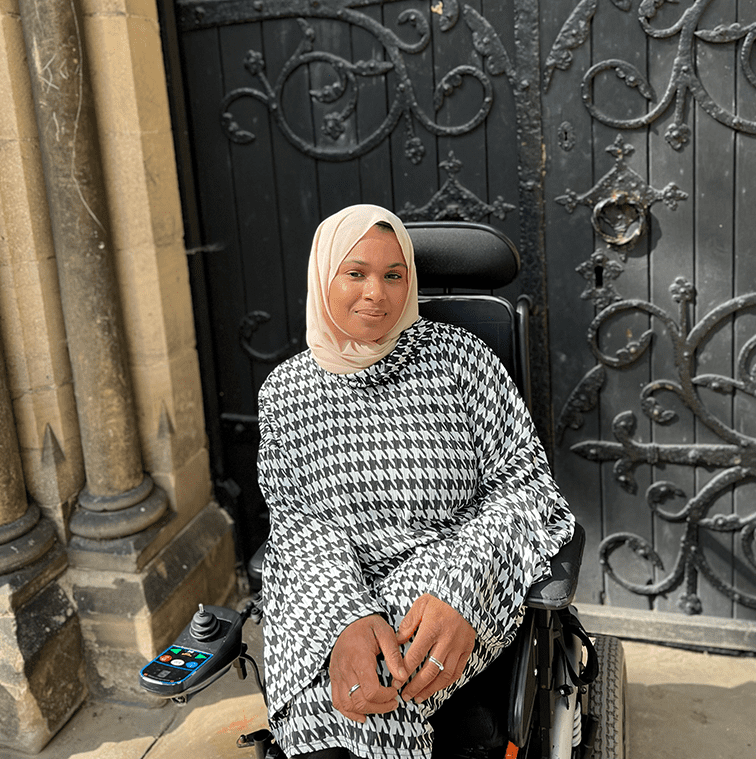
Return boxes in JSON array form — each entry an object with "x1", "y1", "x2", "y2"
[
  {"x1": 190, "y1": 604, "x2": 221, "y2": 641},
  {"x1": 139, "y1": 603, "x2": 244, "y2": 703}
]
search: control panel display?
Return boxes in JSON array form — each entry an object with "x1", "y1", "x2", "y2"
[{"x1": 140, "y1": 646, "x2": 214, "y2": 685}]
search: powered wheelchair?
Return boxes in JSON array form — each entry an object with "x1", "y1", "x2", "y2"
[{"x1": 139, "y1": 221, "x2": 628, "y2": 759}]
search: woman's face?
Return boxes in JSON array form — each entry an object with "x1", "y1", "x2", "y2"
[{"x1": 328, "y1": 226, "x2": 409, "y2": 342}]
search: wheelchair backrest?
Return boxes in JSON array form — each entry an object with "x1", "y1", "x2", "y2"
[{"x1": 405, "y1": 221, "x2": 526, "y2": 397}]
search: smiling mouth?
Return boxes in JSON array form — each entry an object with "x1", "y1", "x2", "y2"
[{"x1": 355, "y1": 309, "x2": 386, "y2": 318}]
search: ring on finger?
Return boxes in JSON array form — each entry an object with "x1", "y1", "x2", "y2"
[
  {"x1": 428, "y1": 655, "x2": 444, "y2": 672},
  {"x1": 348, "y1": 683, "x2": 361, "y2": 697}
]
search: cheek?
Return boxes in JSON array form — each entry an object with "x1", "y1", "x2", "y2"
[{"x1": 327, "y1": 280, "x2": 353, "y2": 316}]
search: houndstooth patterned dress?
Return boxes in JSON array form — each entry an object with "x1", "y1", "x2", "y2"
[{"x1": 257, "y1": 318, "x2": 574, "y2": 759}]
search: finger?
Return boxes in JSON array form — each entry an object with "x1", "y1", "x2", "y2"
[
  {"x1": 372, "y1": 622, "x2": 409, "y2": 686},
  {"x1": 333, "y1": 682, "x2": 399, "y2": 722},
  {"x1": 400, "y1": 655, "x2": 446, "y2": 702},
  {"x1": 331, "y1": 682, "x2": 367, "y2": 723},
  {"x1": 396, "y1": 596, "x2": 428, "y2": 645},
  {"x1": 409, "y1": 651, "x2": 464, "y2": 703},
  {"x1": 349, "y1": 686, "x2": 400, "y2": 714},
  {"x1": 400, "y1": 622, "x2": 438, "y2": 676}
]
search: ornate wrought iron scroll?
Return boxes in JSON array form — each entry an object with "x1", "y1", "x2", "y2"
[
  {"x1": 177, "y1": 0, "x2": 524, "y2": 163},
  {"x1": 572, "y1": 285, "x2": 756, "y2": 614},
  {"x1": 544, "y1": 0, "x2": 756, "y2": 149},
  {"x1": 555, "y1": 135, "x2": 756, "y2": 614}
]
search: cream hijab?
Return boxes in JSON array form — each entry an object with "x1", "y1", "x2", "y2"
[{"x1": 306, "y1": 204, "x2": 419, "y2": 375}]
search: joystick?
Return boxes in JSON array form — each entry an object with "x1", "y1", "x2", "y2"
[{"x1": 190, "y1": 604, "x2": 221, "y2": 640}]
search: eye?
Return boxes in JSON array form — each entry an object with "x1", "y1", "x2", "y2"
[{"x1": 385, "y1": 271, "x2": 404, "y2": 280}]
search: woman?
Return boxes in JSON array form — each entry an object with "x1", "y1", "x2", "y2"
[{"x1": 257, "y1": 204, "x2": 574, "y2": 759}]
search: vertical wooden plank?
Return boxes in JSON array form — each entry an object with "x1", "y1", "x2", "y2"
[
  {"x1": 353, "y1": 4, "x2": 395, "y2": 211},
  {"x1": 263, "y1": 16, "x2": 322, "y2": 362},
  {"x1": 590, "y1": 0, "x2": 653, "y2": 612},
  {"x1": 383, "y1": 2, "x2": 438, "y2": 213},
  {"x1": 693, "y1": 0, "x2": 737, "y2": 619},
  {"x1": 541, "y1": 0, "x2": 605, "y2": 605},
  {"x1": 220, "y1": 21, "x2": 288, "y2": 398},
  {"x1": 732, "y1": 0, "x2": 756, "y2": 622},
  {"x1": 181, "y1": 28, "x2": 254, "y2": 416},
  {"x1": 481, "y1": 0, "x2": 520, "y2": 251},
  {"x1": 647, "y1": 13, "x2": 696, "y2": 615},
  {"x1": 433, "y1": 0, "x2": 488, "y2": 216},
  {"x1": 309, "y1": 17, "x2": 362, "y2": 215}
]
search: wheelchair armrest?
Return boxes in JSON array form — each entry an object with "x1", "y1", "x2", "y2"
[
  {"x1": 248, "y1": 540, "x2": 267, "y2": 593},
  {"x1": 525, "y1": 523, "x2": 584, "y2": 610}
]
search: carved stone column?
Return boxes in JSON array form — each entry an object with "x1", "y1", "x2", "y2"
[
  {"x1": 18, "y1": 0, "x2": 168, "y2": 545},
  {"x1": 0, "y1": 341, "x2": 86, "y2": 753}
]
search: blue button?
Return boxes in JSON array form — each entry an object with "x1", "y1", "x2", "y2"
[{"x1": 186, "y1": 661, "x2": 198, "y2": 669}]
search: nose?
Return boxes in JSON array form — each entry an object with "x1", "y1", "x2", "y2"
[{"x1": 363, "y1": 275, "x2": 386, "y2": 302}]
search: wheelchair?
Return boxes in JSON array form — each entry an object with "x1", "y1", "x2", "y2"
[{"x1": 139, "y1": 221, "x2": 628, "y2": 759}]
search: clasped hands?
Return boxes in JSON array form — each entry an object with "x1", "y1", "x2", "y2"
[{"x1": 329, "y1": 594, "x2": 476, "y2": 723}]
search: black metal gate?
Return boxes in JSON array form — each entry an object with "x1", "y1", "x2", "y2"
[{"x1": 163, "y1": 0, "x2": 756, "y2": 643}]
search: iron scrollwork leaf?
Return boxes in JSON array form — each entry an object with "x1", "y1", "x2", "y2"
[
  {"x1": 463, "y1": 5, "x2": 515, "y2": 81},
  {"x1": 556, "y1": 364, "x2": 606, "y2": 443},
  {"x1": 543, "y1": 0, "x2": 598, "y2": 91}
]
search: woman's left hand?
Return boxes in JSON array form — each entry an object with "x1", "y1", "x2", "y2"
[{"x1": 395, "y1": 594, "x2": 476, "y2": 703}]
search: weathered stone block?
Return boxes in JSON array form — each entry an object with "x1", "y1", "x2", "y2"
[
  {"x1": 140, "y1": 128, "x2": 185, "y2": 248},
  {"x1": 13, "y1": 385, "x2": 85, "y2": 525},
  {"x1": 152, "y1": 446, "x2": 212, "y2": 523},
  {"x1": 0, "y1": 563, "x2": 86, "y2": 754},
  {"x1": 115, "y1": 243, "x2": 195, "y2": 365},
  {"x1": 0, "y1": 9, "x2": 36, "y2": 142},
  {"x1": 131, "y1": 348, "x2": 208, "y2": 479}
]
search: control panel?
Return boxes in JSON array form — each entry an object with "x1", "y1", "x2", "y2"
[{"x1": 139, "y1": 604, "x2": 243, "y2": 699}]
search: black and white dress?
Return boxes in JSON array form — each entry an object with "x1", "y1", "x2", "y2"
[{"x1": 257, "y1": 318, "x2": 574, "y2": 759}]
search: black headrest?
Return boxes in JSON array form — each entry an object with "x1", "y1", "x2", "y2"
[{"x1": 405, "y1": 221, "x2": 520, "y2": 290}]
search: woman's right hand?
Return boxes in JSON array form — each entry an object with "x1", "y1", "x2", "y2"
[{"x1": 329, "y1": 615, "x2": 409, "y2": 723}]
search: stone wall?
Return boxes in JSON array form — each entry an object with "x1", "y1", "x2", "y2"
[{"x1": 0, "y1": 0, "x2": 235, "y2": 752}]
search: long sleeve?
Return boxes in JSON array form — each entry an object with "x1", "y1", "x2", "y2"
[
  {"x1": 258, "y1": 389, "x2": 384, "y2": 715},
  {"x1": 424, "y1": 338, "x2": 574, "y2": 650}
]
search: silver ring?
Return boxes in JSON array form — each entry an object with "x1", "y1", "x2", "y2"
[
  {"x1": 428, "y1": 655, "x2": 444, "y2": 672},
  {"x1": 348, "y1": 683, "x2": 361, "y2": 697}
]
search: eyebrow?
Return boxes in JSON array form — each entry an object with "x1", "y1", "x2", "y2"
[{"x1": 345, "y1": 259, "x2": 408, "y2": 269}]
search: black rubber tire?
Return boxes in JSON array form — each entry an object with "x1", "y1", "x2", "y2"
[{"x1": 586, "y1": 635, "x2": 628, "y2": 759}]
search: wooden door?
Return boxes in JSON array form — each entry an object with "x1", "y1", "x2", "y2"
[{"x1": 168, "y1": 0, "x2": 756, "y2": 644}]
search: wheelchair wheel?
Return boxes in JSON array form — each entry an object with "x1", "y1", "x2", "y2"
[{"x1": 586, "y1": 635, "x2": 628, "y2": 759}]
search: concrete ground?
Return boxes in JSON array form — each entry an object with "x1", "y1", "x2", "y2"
[{"x1": 7, "y1": 611, "x2": 755, "y2": 759}]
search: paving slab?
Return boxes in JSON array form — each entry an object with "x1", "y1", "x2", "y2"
[{"x1": 624, "y1": 640, "x2": 756, "y2": 759}]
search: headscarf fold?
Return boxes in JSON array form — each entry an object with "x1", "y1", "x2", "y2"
[{"x1": 306, "y1": 204, "x2": 419, "y2": 374}]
